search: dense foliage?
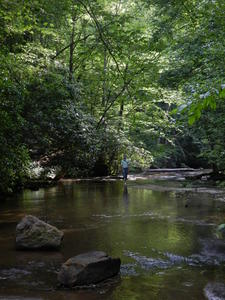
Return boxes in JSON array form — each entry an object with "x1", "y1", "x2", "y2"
[{"x1": 0, "y1": 0, "x2": 224, "y2": 193}]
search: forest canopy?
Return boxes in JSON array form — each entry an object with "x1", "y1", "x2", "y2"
[{"x1": 0, "y1": 0, "x2": 225, "y2": 194}]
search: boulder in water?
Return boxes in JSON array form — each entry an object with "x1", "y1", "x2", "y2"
[
  {"x1": 217, "y1": 224, "x2": 225, "y2": 239},
  {"x1": 58, "y1": 251, "x2": 121, "y2": 287},
  {"x1": 16, "y1": 215, "x2": 64, "y2": 250}
]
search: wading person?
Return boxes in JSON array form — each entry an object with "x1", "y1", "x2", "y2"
[{"x1": 121, "y1": 155, "x2": 129, "y2": 183}]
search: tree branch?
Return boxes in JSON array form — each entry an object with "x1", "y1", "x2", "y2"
[
  {"x1": 51, "y1": 33, "x2": 92, "y2": 60},
  {"x1": 76, "y1": 0, "x2": 123, "y2": 76},
  {"x1": 96, "y1": 65, "x2": 146, "y2": 129}
]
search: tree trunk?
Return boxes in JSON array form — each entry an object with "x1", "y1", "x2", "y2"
[
  {"x1": 118, "y1": 99, "x2": 124, "y2": 130},
  {"x1": 102, "y1": 47, "x2": 108, "y2": 106},
  {"x1": 69, "y1": 16, "x2": 76, "y2": 81}
]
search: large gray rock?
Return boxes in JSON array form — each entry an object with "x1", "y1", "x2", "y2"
[
  {"x1": 58, "y1": 251, "x2": 121, "y2": 287},
  {"x1": 16, "y1": 215, "x2": 64, "y2": 250}
]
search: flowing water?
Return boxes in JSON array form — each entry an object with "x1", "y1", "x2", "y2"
[{"x1": 0, "y1": 179, "x2": 225, "y2": 300}]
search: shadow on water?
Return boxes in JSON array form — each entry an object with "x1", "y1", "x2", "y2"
[{"x1": 0, "y1": 180, "x2": 225, "y2": 299}]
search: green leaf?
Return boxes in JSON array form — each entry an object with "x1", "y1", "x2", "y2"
[
  {"x1": 219, "y1": 89, "x2": 225, "y2": 99},
  {"x1": 188, "y1": 115, "x2": 196, "y2": 125}
]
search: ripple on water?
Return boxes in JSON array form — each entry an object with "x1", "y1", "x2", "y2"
[
  {"x1": 173, "y1": 217, "x2": 216, "y2": 227},
  {"x1": 163, "y1": 252, "x2": 199, "y2": 266},
  {"x1": 124, "y1": 251, "x2": 171, "y2": 271},
  {"x1": 93, "y1": 212, "x2": 167, "y2": 220},
  {"x1": 0, "y1": 298, "x2": 43, "y2": 300},
  {"x1": 204, "y1": 282, "x2": 225, "y2": 300},
  {"x1": 120, "y1": 263, "x2": 138, "y2": 276},
  {"x1": 93, "y1": 213, "x2": 216, "y2": 227},
  {"x1": 192, "y1": 238, "x2": 225, "y2": 265},
  {"x1": 92, "y1": 214, "x2": 122, "y2": 218},
  {"x1": 123, "y1": 239, "x2": 225, "y2": 273},
  {"x1": 124, "y1": 250, "x2": 203, "y2": 271},
  {"x1": 0, "y1": 268, "x2": 31, "y2": 280}
]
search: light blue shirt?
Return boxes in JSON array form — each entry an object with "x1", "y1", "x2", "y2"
[{"x1": 121, "y1": 159, "x2": 128, "y2": 168}]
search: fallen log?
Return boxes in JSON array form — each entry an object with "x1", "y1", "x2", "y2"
[
  {"x1": 145, "y1": 168, "x2": 213, "y2": 180},
  {"x1": 147, "y1": 168, "x2": 195, "y2": 173}
]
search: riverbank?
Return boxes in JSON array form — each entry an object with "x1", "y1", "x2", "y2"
[
  {"x1": 58, "y1": 168, "x2": 225, "y2": 189},
  {"x1": 3, "y1": 168, "x2": 224, "y2": 198}
]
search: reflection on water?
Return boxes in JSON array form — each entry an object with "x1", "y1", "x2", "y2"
[
  {"x1": 123, "y1": 185, "x2": 129, "y2": 215},
  {"x1": 0, "y1": 181, "x2": 225, "y2": 300}
]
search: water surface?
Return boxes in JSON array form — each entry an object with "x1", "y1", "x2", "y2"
[{"x1": 0, "y1": 180, "x2": 225, "y2": 299}]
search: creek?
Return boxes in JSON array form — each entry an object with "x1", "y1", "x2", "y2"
[{"x1": 0, "y1": 178, "x2": 225, "y2": 300}]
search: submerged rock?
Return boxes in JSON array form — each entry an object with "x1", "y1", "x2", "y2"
[
  {"x1": 16, "y1": 215, "x2": 64, "y2": 250},
  {"x1": 58, "y1": 251, "x2": 121, "y2": 287}
]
